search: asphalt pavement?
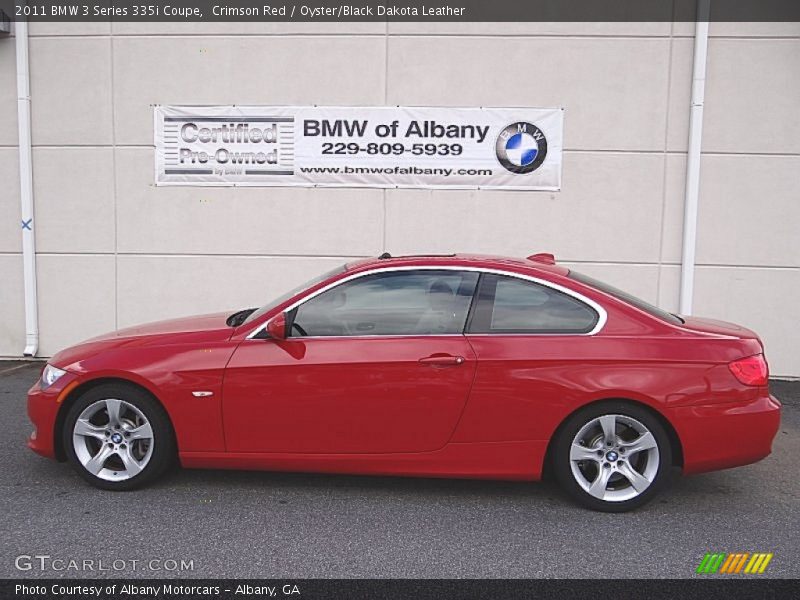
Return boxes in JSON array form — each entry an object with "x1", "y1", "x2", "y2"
[{"x1": 1, "y1": 360, "x2": 798, "y2": 579}]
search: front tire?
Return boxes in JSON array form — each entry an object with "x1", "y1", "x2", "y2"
[
  {"x1": 553, "y1": 402, "x2": 673, "y2": 512},
  {"x1": 63, "y1": 383, "x2": 175, "y2": 490}
]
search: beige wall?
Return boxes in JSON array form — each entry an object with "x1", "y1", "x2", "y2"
[{"x1": 0, "y1": 22, "x2": 798, "y2": 376}]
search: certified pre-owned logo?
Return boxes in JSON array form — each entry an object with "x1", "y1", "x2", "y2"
[{"x1": 495, "y1": 122, "x2": 548, "y2": 174}]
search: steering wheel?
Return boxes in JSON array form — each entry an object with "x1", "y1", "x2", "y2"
[{"x1": 291, "y1": 322, "x2": 308, "y2": 337}]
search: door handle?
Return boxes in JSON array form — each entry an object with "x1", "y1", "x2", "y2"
[{"x1": 419, "y1": 355, "x2": 465, "y2": 366}]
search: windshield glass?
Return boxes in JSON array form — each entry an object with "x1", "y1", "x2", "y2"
[
  {"x1": 242, "y1": 263, "x2": 348, "y2": 325},
  {"x1": 568, "y1": 270, "x2": 683, "y2": 325}
]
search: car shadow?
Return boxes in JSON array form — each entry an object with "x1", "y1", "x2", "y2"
[
  {"x1": 18, "y1": 448, "x2": 782, "y2": 513},
  {"x1": 155, "y1": 465, "x2": 569, "y2": 503}
]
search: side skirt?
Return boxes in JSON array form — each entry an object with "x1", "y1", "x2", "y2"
[{"x1": 179, "y1": 440, "x2": 547, "y2": 481}]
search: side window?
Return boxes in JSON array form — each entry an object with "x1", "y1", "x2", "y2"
[
  {"x1": 467, "y1": 274, "x2": 598, "y2": 334},
  {"x1": 289, "y1": 270, "x2": 479, "y2": 337}
]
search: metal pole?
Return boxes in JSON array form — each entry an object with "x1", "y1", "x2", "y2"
[
  {"x1": 679, "y1": 0, "x2": 711, "y2": 315},
  {"x1": 16, "y1": 19, "x2": 39, "y2": 356}
]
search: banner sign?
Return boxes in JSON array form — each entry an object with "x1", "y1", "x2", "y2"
[{"x1": 154, "y1": 105, "x2": 563, "y2": 190}]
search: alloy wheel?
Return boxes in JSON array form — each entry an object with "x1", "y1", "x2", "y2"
[
  {"x1": 72, "y1": 398, "x2": 154, "y2": 482},
  {"x1": 569, "y1": 413, "x2": 660, "y2": 502}
]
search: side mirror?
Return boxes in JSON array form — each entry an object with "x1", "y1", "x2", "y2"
[{"x1": 265, "y1": 313, "x2": 287, "y2": 340}]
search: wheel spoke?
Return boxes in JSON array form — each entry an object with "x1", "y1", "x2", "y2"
[
  {"x1": 84, "y1": 444, "x2": 114, "y2": 476},
  {"x1": 127, "y1": 422, "x2": 153, "y2": 442},
  {"x1": 617, "y1": 461, "x2": 652, "y2": 493},
  {"x1": 622, "y1": 431, "x2": 657, "y2": 456},
  {"x1": 570, "y1": 443, "x2": 600, "y2": 463},
  {"x1": 105, "y1": 399, "x2": 123, "y2": 427},
  {"x1": 73, "y1": 418, "x2": 106, "y2": 440},
  {"x1": 117, "y1": 447, "x2": 143, "y2": 477},
  {"x1": 598, "y1": 415, "x2": 617, "y2": 443},
  {"x1": 588, "y1": 466, "x2": 613, "y2": 499}
]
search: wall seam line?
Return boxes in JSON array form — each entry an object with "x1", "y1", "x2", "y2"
[
  {"x1": 25, "y1": 34, "x2": 800, "y2": 41},
  {"x1": 655, "y1": 19, "x2": 676, "y2": 310},
  {"x1": 9, "y1": 145, "x2": 799, "y2": 157},
  {"x1": 2, "y1": 252, "x2": 797, "y2": 270},
  {"x1": 109, "y1": 33, "x2": 119, "y2": 331}
]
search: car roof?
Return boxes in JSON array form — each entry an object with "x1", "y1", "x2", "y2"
[{"x1": 345, "y1": 253, "x2": 570, "y2": 277}]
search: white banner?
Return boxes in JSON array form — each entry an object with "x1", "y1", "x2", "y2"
[{"x1": 154, "y1": 105, "x2": 563, "y2": 190}]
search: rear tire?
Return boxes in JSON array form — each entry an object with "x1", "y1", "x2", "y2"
[
  {"x1": 553, "y1": 401, "x2": 672, "y2": 512},
  {"x1": 63, "y1": 383, "x2": 175, "y2": 491}
]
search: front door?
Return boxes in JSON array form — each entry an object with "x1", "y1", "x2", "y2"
[{"x1": 222, "y1": 269, "x2": 480, "y2": 454}]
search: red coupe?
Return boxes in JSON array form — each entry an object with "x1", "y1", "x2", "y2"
[{"x1": 27, "y1": 253, "x2": 780, "y2": 511}]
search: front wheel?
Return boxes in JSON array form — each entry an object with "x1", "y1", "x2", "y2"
[
  {"x1": 553, "y1": 402, "x2": 673, "y2": 512},
  {"x1": 63, "y1": 383, "x2": 175, "y2": 490}
]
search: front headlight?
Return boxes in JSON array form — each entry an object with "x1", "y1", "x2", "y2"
[{"x1": 40, "y1": 364, "x2": 67, "y2": 390}]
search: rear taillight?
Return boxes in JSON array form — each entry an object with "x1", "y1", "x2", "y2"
[{"x1": 728, "y1": 354, "x2": 769, "y2": 386}]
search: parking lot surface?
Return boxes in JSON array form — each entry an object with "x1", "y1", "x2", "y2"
[{"x1": 1, "y1": 360, "x2": 798, "y2": 578}]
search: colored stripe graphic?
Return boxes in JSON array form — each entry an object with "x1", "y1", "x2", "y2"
[
  {"x1": 719, "y1": 553, "x2": 749, "y2": 573},
  {"x1": 720, "y1": 554, "x2": 737, "y2": 573},
  {"x1": 745, "y1": 553, "x2": 774, "y2": 574},
  {"x1": 697, "y1": 553, "x2": 726, "y2": 573},
  {"x1": 734, "y1": 553, "x2": 750, "y2": 573},
  {"x1": 696, "y1": 554, "x2": 712, "y2": 574},
  {"x1": 697, "y1": 552, "x2": 773, "y2": 574}
]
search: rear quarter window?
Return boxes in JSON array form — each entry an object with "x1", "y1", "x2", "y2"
[{"x1": 568, "y1": 271, "x2": 683, "y2": 325}]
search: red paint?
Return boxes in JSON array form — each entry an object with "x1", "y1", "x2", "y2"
[
  {"x1": 223, "y1": 336, "x2": 476, "y2": 453},
  {"x1": 27, "y1": 254, "x2": 780, "y2": 481},
  {"x1": 265, "y1": 312, "x2": 288, "y2": 340}
]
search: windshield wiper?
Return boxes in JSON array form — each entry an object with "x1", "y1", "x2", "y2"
[{"x1": 226, "y1": 308, "x2": 258, "y2": 327}]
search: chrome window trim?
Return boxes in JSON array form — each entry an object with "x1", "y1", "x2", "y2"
[{"x1": 246, "y1": 265, "x2": 608, "y2": 340}]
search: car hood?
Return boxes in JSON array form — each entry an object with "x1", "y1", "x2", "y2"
[
  {"x1": 50, "y1": 311, "x2": 236, "y2": 368},
  {"x1": 93, "y1": 312, "x2": 235, "y2": 340}
]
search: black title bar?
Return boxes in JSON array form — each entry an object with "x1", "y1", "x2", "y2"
[
  {"x1": 1, "y1": 0, "x2": 799, "y2": 22},
  {"x1": 3, "y1": 579, "x2": 800, "y2": 600}
]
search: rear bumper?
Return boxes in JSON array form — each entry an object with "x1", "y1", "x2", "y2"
[{"x1": 669, "y1": 393, "x2": 781, "y2": 475}]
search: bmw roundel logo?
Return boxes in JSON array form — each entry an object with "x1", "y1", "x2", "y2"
[{"x1": 495, "y1": 122, "x2": 548, "y2": 174}]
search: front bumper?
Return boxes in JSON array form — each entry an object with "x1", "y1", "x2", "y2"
[
  {"x1": 27, "y1": 372, "x2": 78, "y2": 460},
  {"x1": 669, "y1": 392, "x2": 781, "y2": 475}
]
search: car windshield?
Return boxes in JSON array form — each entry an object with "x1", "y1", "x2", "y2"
[
  {"x1": 568, "y1": 270, "x2": 683, "y2": 325},
  {"x1": 242, "y1": 263, "x2": 348, "y2": 326}
]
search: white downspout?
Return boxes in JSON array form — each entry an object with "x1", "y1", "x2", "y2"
[
  {"x1": 16, "y1": 19, "x2": 39, "y2": 356},
  {"x1": 679, "y1": 0, "x2": 711, "y2": 315}
]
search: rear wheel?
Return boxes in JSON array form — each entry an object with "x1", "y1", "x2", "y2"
[
  {"x1": 553, "y1": 402, "x2": 673, "y2": 512},
  {"x1": 63, "y1": 383, "x2": 175, "y2": 490}
]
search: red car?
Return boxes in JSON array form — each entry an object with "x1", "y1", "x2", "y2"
[{"x1": 27, "y1": 253, "x2": 780, "y2": 511}]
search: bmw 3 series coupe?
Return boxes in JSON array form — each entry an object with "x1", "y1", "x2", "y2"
[{"x1": 27, "y1": 253, "x2": 780, "y2": 511}]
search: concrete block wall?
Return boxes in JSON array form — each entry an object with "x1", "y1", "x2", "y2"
[{"x1": 0, "y1": 21, "x2": 798, "y2": 376}]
